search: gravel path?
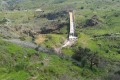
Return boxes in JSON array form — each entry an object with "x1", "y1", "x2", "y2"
[{"x1": 3, "y1": 39, "x2": 38, "y2": 48}]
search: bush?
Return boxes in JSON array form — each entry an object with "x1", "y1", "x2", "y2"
[
  {"x1": 117, "y1": 50, "x2": 120, "y2": 54},
  {"x1": 81, "y1": 69, "x2": 94, "y2": 77},
  {"x1": 104, "y1": 74, "x2": 120, "y2": 80},
  {"x1": 72, "y1": 47, "x2": 100, "y2": 70},
  {"x1": 80, "y1": 6, "x2": 84, "y2": 9},
  {"x1": 84, "y1": 15, "x2": 101, "y2": 27},
  {"x1": 0, "y1": 18, "x2": 8, "y2": 24},
  {"x1": 19, "y1": 36, "x2": 26, "y2": 41}
]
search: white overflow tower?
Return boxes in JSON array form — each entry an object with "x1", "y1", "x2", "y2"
[
  {"x1": 61, "y1": 11, "x2": 77, "y2": 48},
  {"x1": 69, "y1": 11, "x2": 77, "y2": 40}
]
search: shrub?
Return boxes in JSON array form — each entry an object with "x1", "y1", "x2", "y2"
[
  {"x1": 104, "y1": 74, "x2": 120, "y2": 80},
  {"x1": 117, "y1": 50, "x2": 120, "y2": 54},
  {"x1": 72, "y1": 47, "x2": 100, "y2": 70},
  {"x1": 84, "y1": 15, "x2": 101, "y2": 27},
  {"x1": 80, "y1": 7, "x2": 84, "y2": 9},
  {"x1": 19, "y1": 36, "x2": 26, "y2": 41},
  {"x1": 0, "y1": 18, "x2": 8, "y2": 24}
]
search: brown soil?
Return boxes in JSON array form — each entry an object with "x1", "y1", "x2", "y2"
[{"x1": 34, "y1": 34, "x2": 46, "y2": 44}]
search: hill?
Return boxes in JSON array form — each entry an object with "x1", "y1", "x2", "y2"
[{"x1": 0, "y1": 0, "x2": 120, "y2": 80}]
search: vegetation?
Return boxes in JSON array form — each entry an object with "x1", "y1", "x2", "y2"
[
  {"x1": 0, "y1": 0, "x2": 120, "y2": 80},
  {"x1": 0, "y1": 40, "x2": 83, "y2": 80}
]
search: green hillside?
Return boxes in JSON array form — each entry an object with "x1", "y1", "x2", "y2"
[{"x1": 0, "y1": 0, "x2": 120, "y2": 80}]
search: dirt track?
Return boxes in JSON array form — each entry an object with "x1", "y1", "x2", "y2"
[{"x1": 3, "y1": 39, "x2": 38, "y2": 48}]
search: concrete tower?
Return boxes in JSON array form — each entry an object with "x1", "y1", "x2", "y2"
[{"x1": 69, "y1": 11, "x2": 77, "y2": 40}]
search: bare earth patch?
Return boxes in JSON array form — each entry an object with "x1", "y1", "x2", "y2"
[{"x1": 34, "y1": 34, "x2": 46, "y2": 45}]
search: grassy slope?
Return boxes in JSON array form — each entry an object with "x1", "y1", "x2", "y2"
[
  {"x1": 0, "y1": 0, "x2": 120, "y2": 80},
  {"x1": 0, "y1": 40, "x2": 87, "y2": 80}
]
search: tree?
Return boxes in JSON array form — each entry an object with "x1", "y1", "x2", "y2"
[{"x1": 72, "y1": 47, "x2": 99, "y2": 70}]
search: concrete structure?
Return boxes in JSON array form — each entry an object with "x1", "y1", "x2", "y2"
[
  {"x1": 69, "y1": 11, "x2": 77, "y2": 40},
  {"x1": 60, "y1": 11, "x2": 78, "y2": 48}
]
